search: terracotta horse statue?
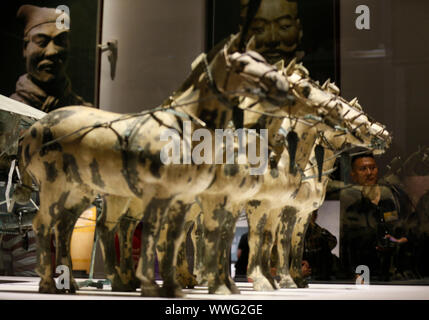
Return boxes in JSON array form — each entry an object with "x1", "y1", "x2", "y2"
[
  {"x1": 16, "y1": 34, "x2": 290, "y2": 296},
  {"x1": 99, "y1": 38, "x2": 296, "y2": 297},
  {"x1": 169, "y1": 60, "x2": 391, "y2": 292}
]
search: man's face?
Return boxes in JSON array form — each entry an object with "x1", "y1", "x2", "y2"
[
  {"x1": 24, "y1": 23, "x2": 69, "y2": 84},
  {"x1": 245, "y1": 0, "x2": 301, "y2": 64},
  {"x1": 351, "y1": 157, "x2": 379, "y2": 186}
]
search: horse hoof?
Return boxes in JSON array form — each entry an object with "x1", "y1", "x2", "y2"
[
  {"x1": 39, "y1": 278, "x2": 62, "y2": 294},
  {"x1": 229, "y1": 286, "x2": 241, "y2": 294},
  {"x1": 39, "y1": 285, "x2": 59, "y2": 294},
  {"x1": 252, "y1": 278, "x2": 276, "y2": 292},
  {"x1": 293, "y1": 277, "x2": 309, "y2": 288},
  {"x1": 209, "y1": 284, "x2": 232, "y2": 295},
  {"x1": 140, "y1": 285, "x2": 161, "y2": 297},
  {"x1": 278, "y1": 276, "x2": 298, "y2": 289},
  {"x1": 110, "y1": 275, "x2": 139, "y2": 292},
  {"x1": 227, "y1": 282, "x2": 241, "y2": 294},
  {"x1": 160, "y1": 286, "x2": 185, "y2": 298}
]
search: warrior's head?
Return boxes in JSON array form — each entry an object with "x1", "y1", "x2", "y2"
[
  {"x1": 18, "y1": 5, "x2": 70, "y2": 85},
  {"x1": 240, "y1": 0, "x2": 303, "y2": 64}
]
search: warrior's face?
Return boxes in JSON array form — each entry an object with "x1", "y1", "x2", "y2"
[
  {"x1": 24, "y1": 23, "x2": 69, "y2": 84},
  {"x1": 242, "y1": 0, "x2": 302, "y2": 64}
]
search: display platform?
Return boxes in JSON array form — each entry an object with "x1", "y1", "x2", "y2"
[{"x1": 0, "y1": 276, "x2": 428, "y2": 300}]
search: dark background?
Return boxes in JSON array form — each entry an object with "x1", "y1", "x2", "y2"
[
  {"x1": 0, "y1": 0, "x2": 99, "y2": 105},
  {"x1": 339, "y1": 0, "x2": 429, "y2": 174}
]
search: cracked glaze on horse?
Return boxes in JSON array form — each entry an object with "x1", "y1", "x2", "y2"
[{"x1": 17, "y1": 34, "x2": 290, "y2": 296}]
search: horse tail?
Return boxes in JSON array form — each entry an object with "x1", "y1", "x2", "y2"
[{"x1": 12, "y1": 136, "x2": 34, "y2": 206}]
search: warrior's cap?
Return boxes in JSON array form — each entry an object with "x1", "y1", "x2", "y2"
[
  {"x1": 240, "y1": 0, "x2": 299, "y2": 22},
  {"x1": 17, "y1": 4, "x2": 70, "y2": 36}
]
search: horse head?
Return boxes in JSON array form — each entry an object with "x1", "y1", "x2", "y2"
[
  {"x1": 282, "y1": 59, "x2": 391, "y2": 155},
  {"x1": 201, "y1": 34, "x2": 291, "y2": 108}
]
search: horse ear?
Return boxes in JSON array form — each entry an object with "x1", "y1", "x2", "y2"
[
  {"x1": 322, "y1": 79, "x2": 331, "y2": 89},
  {"x1": 226, "y1": 33, "x2": 241, "y2": 53},
  {"x1": 285, "y1": 57, "x2": 297, "y2": 76},
  {"x1": 245, "y1": 35, "x2": 256, "y2": 51},
  {"x1": 191, "y1": 53, "x2": 206, "y2": 70},
  {"x1": 274, "y1": 59, "x2": 284, "y2": 71}
]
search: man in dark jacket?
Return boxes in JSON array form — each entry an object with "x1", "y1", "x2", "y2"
[
  {"x1": 303, "y1": 210, "x2": 338, "y2": 280},
  {"x1": 340, "y1": 153, "x2": 408, "y2": 281}
]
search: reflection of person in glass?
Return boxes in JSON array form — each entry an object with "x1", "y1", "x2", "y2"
[
  {"x1": 240, "y1": 0, "x2": 303, "y2": 65},
  {"x1": 303, "y1": 210, "x2": 338, "y2": 280},
  {"x1": 341, "y1": 152, "x2": 408, "y2": 281},
  {"x1": 11, "y1": 4, "x2": 91, "y2": 112}
]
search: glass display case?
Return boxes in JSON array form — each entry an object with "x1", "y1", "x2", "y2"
[{"x1": 0, "y1": 0, "x2": 428, "y2": 295}]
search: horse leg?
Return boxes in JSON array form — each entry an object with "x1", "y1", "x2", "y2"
[
  {"x1": 36, "y1": 186, "x2": 93, "y2": 294},
  {"x1": 33, "y1": 204, "x2": 56, "y2": 293},
  {"x1": 157, "y1": 199, "x2": 192, "y2": 297},
  {"x1": 289, "y1": 209, "x2": 312, "y2": 288},
  {"x1": 200, "y1": 194, "x2": 234, "y2": 295},
  {"x1": 192, "y1": 206, "x2": 207, "y2": 285},
  {"x1": 218, "y1": 205, "x2": 241, "y2": 294},
  {"x1": 175, "y1": 220, "x2": 198, "y2": 289},
  {"x1": 276, "y1": 206, "x2": 297, "y2": 288},
  {"x1": 257, "y1": 209, "x2": 280, "y2": 291},
  {"x1": 117, "y1": 216, "x2": 140, "y2": 291},
  {"x1": 136, "y1": 196, "x2": 172, "y2": 297},
  {"x1": 247, "y1": 200, "x2": 276, "y2": 291},
  {"x1": 116, "y1": 196, "x2": 157, "y2": 291},
  {"x1": 96, "y1": 194, "x2": 131, "y2": 291},
  {"x1": 175, "y1": 202, "x2": 202, "y2": 288},
  {"x1": 54, "y1": 191, "x2": 94, "y2": 293}
]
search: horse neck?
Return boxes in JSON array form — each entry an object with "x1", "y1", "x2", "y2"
[
  {"x1": 292, "y1": 121, "x2": 319, "y2": 170},
  {"x1": 243, "y1": 101, "x2": 285, "y2": 147},
  {"x1": 186, "y1": 39, "x2": 238, "y2": 131},
  {"x1": 195, "y1": 82, "x2": 234, "y2": 130},
  {"x1": 166, "y1": 73, "x2": 233, "y2": 132}
]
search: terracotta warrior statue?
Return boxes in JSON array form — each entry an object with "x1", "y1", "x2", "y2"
[
  {"x1": 0, "y1": 4, "x2": 92, "y2": 278},
  {"x1": 11, "y1": 4, "x2": 92, "y2": 112},
  {"x1": 240, "y1": 0, "x2": 304, "y2": 65}
]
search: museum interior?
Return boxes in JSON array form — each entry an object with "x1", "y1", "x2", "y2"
[{"x1": 0, "y1": 0, "x2": 428, "y2": 301}]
